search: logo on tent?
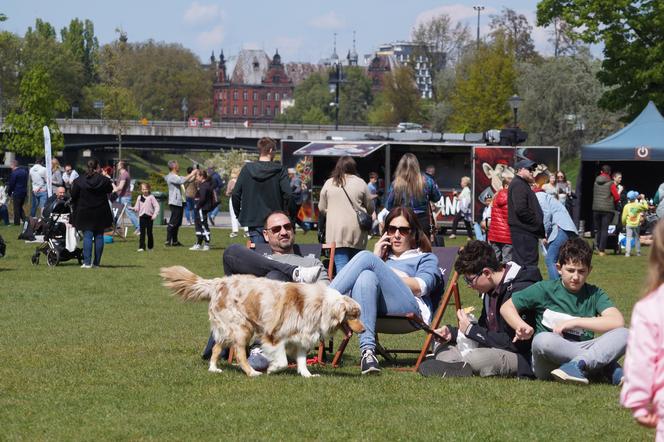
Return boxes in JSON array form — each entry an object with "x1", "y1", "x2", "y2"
[{"x1": 635, "y1": 145, "x2": 651, "y2": 160}]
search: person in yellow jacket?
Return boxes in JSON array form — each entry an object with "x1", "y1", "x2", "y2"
[{"x1": 621, "y1": 190, "x2": 649, "y2": 257}]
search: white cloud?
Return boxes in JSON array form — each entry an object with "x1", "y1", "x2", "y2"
[
  {"x1": 308, "y1": 11, "x2": 344, "y2": 29},
  {"x1": 197, "y1": 25, "x2": 224, "y2": 48},
  {"x1": 415, "y1": 4, "x2": 498, "y2": 29},
  {"x1": 184, "y1": 2, "x2": 223, "y2": 26}
]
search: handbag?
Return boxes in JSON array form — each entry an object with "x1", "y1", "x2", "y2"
[
  {"x1": 341, "y1": 186, "x2": 372, "y2": 231},
  {"x1": 317, "y1": 212, "x2": 326, "y2": 244}
]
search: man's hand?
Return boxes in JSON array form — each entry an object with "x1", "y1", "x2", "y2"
[
  {"x1": 512, "y1": 324, "x2": 534, "y2": 342},
  {"x1": 433, "y1": 326, "x2": 451, "y2": 343},
  {"x1": 553, "y1": 319, "x2": 577, "y2": 335},
  {"x1": 456, "y1": 308, "x2": 471, "y2": 333},
  {"x1": 635, "y1": 413, "x2": 657, "y2": 428}
]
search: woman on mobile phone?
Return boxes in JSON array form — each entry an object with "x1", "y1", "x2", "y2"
[{"x1": 330, "y1": 207, "x2": 442, "y2": 375}]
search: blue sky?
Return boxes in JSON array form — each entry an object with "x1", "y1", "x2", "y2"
[{"x1": 3, "y1": 1, "x2": 561, "y2": 63}]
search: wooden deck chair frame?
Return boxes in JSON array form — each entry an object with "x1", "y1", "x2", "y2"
[
  {"x1": 225, "y1": 240, "x2": 336, "y2": 365},
  {"x1": 330, "y1": 246, "x2": 463, "y2": 372},
  {"x1": 109, "y1": 202, "x2": 128, "y2": 239}
]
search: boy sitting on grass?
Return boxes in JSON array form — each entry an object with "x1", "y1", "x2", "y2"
[{"x1": 500, "y1": 237, "x2": 628, "y2": 385}]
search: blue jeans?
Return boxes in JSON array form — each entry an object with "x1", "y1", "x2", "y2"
[
  {"x1": 30, "y1": 191, "x2": 47, "y2": 217},
  {"x1": 208, "y1": 198, "x2": 221, "y2": 220},
  {"x1": 333, "y1": 247, "x2": 362, "y2": 275},
  {"x1": 184, "y1": 197, "x2": 195, "y2": 223},
  {"x1": 0, "y1": 204, "x2": 8, "y2": 225},
  {"x1": 545, "y1": 229, "x2": 573, "y2": 280},
  {"x1": 330, "y1": 251, "x2": 421, "y2": 352},
  {"x1": 119, "y1": 195, "x2": 139, "y2": 229},
  {"x1": 247, "y1": 228, "x2": 266, "y2": 244},
  {"x1": 82, "y1": 230, "x2": 105, "y2": 266}
]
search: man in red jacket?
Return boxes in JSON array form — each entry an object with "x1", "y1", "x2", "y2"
[{"x1": 488, "y1": 174, "x2": 512, "y2": 263}]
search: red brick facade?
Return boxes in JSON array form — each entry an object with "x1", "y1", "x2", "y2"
[{"x1": 213, "y1": 50, "x2": 294, "y2": 123}]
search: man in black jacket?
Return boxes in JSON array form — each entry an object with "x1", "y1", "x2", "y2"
[
  {"x1": 231, "y1": 137, "x2": 292, "y2": 244},
  {"x1": 422, "y1": 241, "x2": 539, "y2": 378},
  {"x1": 508, "y1": 159, "x2": 544, "y2": 270}
]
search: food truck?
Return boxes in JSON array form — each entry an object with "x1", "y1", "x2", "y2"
[{"x1": 281, "y1": 139, "x2": 559, "y2": 229}]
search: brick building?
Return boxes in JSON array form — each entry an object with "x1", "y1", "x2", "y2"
[{"x1": 213, "y1": 49, "x2": 294, "y2": 122}]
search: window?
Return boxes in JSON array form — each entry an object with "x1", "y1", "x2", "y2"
[
  {"x1": 282, "y1": 92, "x2": 288, "y2": 99},
  {"x1": 267, "y1": 92, "x2": 272, "y2": 101},
  {"x1": 253, "y1": 92, "x2": 258, "y2": 101},
  {"x1": 273, "y1": 75, "x2": 280, "y2": 83},
  {"x1": 233, "y1": 105, "x2": 238, "y2": 115},
  {"x1": 243, "y1": 90, "x2": 248, "y2": 100},
  {"x1": 274, "y1": 107, "x2": 280, "y2": 116},
  {"x1": 222, "y1": 106, "x2": 226, "y2": 115},
  {"x1": 275, "y1": 93, "x2": 280, "y2": 101},
  {"x1": 233, "y1": 90, "x2": 238, "y2": 100},
  {"x1": 242, "y1": 105, "x2": 247, "y2": 115},
  {"x1": 253, "y1": 105, "x2": 258, "y2": 116},
  {"x1": 265, "y1": 105, "x2": 271, "y2": 116}
]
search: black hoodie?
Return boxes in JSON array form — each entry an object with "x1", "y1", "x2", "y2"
[
  {"x1": 71, "y1": 172, "x2": 113, "y2": 231},
  {"x1": 231, "y1": 161, "x2": 292, "y2": 228}
]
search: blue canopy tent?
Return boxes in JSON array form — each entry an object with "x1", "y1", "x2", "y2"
[{"x1": 577, "y1": 101, "x2": 664, "y2": 228}]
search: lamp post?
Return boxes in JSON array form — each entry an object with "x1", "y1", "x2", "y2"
[
  {"x1": 508, "y1": 94, "x2": 523, "y2": 127},
  {"x1": 328, "y1": 61, "x2": 342, "y2": 130},
  {"x1": 473, "y1": 5, "x2": 485, "y2": 51},
  {"x1": 181, "y1": 97, "x2": 188, "y2": 126}
]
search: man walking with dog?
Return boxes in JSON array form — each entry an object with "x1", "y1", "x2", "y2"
[
  {"x1": 231, "y1": 137, "x2": 292, "y2": 244},
  {"x1": 201, "y1": 210, "x2": 327, "y2": 366}
]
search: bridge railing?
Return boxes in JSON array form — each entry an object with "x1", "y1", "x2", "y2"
[{"x1": 54, "y1": 118, "x2": 394, "y2": 133}]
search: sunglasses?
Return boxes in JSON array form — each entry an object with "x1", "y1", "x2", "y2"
[
  {"x1": 463, "y1": 271, "x2": 483, "y2": 287},
  {"x1": 386, "y1": 225, "x2": 412, "y2": 236},
  {"x1": 267, "y1": 223, "x2": 293, "y2": 234}
]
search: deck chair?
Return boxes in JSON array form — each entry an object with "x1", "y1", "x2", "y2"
[
  {"x1": 109, "y1": 202, "x2": 128, "y2": 239},
  {"x1": 330, "y1": 246, "x2": 462, "y2": 371},
  {"x1": 225, "y1": 241, "x2": 336, "y2": 365}
]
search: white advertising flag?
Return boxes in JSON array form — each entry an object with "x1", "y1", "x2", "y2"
[{"x1": 43, "y1": 126, "x2": 53, "y2": 197}]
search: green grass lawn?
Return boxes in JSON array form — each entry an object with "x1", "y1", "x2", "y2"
[{"x1": 0, "y1": 225, "x2": 652, "y2": 441}]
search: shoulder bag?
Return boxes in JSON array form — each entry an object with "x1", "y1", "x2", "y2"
[{"x1": 341, "y1": 186, "x2": 372, "y2": 231}]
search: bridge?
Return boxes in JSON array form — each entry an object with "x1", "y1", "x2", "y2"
[{"x1": 54, "y1": 119, "x2": 397, "y2": 151}]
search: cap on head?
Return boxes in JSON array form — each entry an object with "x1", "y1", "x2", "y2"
[
  {"x1": 514, "y1": 159, "x2": 536, "y2": 171},
  {"x1": 627, "y1": 190, "x2": 639, "y2": 201}
]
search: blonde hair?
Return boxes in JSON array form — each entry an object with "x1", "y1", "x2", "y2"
[
  {"x1": 461, "y1": 176, "x2": 471, "y2": 187},
  {"x1": 645, "y1": 220, "x2": 664, "y2": 295},
  {"x1": 52, "y1": 158, "x2": 60, "y2": 171},
  {"x1": 392, "y1": 153, "x2": 424, "y2": 204},
  {"x1": 230, "y1": 167, "x2": 241, "y2": 180}
]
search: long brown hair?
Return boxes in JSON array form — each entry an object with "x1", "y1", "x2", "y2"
[
  {"x1": 330, "y1": 156, "x2": 357, "y2": 187},
  {"x1": 382, "y1": 206, "x2": 432, "y2": 252},
  {"x1": 392, "y1": 153, "x2": 424, "y2": 205},
  {"x1": 645, "y1": 220, "x2": 664, "y2": 295}
]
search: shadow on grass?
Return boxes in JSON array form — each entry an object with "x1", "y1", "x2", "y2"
[{"x1": 96, "y1": 264, "x2": 142, "y2": 269}]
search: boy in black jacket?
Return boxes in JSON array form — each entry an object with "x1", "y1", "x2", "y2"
[{"x1": 420, "y1": 240, "x2": 539, "y2": 378}]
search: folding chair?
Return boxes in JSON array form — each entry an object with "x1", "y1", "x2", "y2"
[
  {"x1": 109, "y1": 202, "x2": 128, "y2": 239},
  {"x1": 330, "y1": 246, "x2": 463, "y2": 371},
  {"x1": 225, "y1": 241, "x2": 336, "y2": 365}
]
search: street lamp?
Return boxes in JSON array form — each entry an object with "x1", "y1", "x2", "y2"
[
  {"x1": 328, "y1": 62, "x2": 342, "y2": 130},
  {"x1": 508, "y1": 94, "x2": 523, "y2": 127},
  {"x1": 473, "y1": 5, "x2": 485, "y2": 50}
]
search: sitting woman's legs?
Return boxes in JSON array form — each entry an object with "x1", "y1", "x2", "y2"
[{"x1": 330, "y1": 251, "x2": 420, "y2": 352}]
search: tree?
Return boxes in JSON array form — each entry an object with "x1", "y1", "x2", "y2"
[
  {"x1": 548, "y1": 18, "x2": 582, "y2": 57},
  {"x1": 411, "y1": 13, "x2": 471, "y2": 98},
  {"x1": 98, "y1": 39, "x2": 212, "y2": 120},
  {"x1": 339, "y1": 66, "x2": 373, "y2": 125},
  {"x1": 367, "y1": 66, "x2": 422, "y2": 125},
  {"x1": 489, "y1": 8, "x2": 539, "y2": 61},
  {"x1": 61, "y1": 18, "x2": 99, "y2": 85},
  {"x1": 537, "y1": 1, "x2": 664, "y2": 119},
  {"x1": 448, "y1": 37, "x2": 516, "y2": 132},
  {"x1": 517, "y1": 49, "x2": 623, "y2": 158},
  {"x1": 0, "y1": 31, "x2": 22, "y2": 117},
  {"x1": 277, "y1": 72, "x2": 332, "y2": 124},
  {"x1": 0, "y1": 13, "x2": 7, "y2": 22},
  {"x1": 4, "y1": 66, "x2": 65, "y2": 156}
]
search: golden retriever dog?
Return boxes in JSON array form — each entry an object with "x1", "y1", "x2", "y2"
[{"x1": 160, "y1": 266, "x2": 364, "y2": 377}]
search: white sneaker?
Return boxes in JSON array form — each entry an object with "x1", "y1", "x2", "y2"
[
  {"x1": 229, "y1": 232, "x2": 238, "y2": 238},
  {"x1": 189, "y1": 244, "x2": 201, "y2": 251},
  {"x1": 293, "y1": 265, "x2": 322, "y2": 283},
  {"x1": 81, "y1": 264, "x2": 92, "y2": 269},
  {"x1": 137, "y1": 248, "x2": 145, "y2": 252},
  {"x1": 449, "y1": 234, "x2": 456, "y2": 239},
  {"x1": 202, "y1": 245, "x2": 210, "y2": 251}
]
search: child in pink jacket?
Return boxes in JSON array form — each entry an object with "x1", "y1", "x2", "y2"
[
  {"x1": 621, "y1": 220, "x2": 664, "y2": 440},
  {"x1": 133, "y1": 182, "x2": 159, "y2": 251}
]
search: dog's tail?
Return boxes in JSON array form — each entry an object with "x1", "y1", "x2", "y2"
[{"x1": 160, "y1": 266, "x2": 216, "y2": 302}]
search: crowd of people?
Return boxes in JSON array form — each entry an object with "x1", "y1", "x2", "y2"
[{"x1": 3, "y1": 145, "x2": 664, "y2": 437}]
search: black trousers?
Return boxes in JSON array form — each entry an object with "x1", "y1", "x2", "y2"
[
  {"x1": 593, "y1": 211, "x2": 614, "y2": 252},
  {"x1": 139, "y1": 215, "x2": 154, "y2": 250},
  {"x1": 166, "y1": 204, "x2": 183, "y2": 244},
  {"x1": 510, "y1": 228, "x2": 540, "y2": 268},
  {"x1": 12, "y1": 194, "x2": 26, "y2": 225},
  {"x1": 451, "y1": 211, "x2": 473, "y2": 238},
  {"x1": 194, "y1": 208, "x2": 210, "y2": 245}
]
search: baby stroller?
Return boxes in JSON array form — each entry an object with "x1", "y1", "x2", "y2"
[{"x1": 31, "y1": 200, "x2": 83, "y2": 266}]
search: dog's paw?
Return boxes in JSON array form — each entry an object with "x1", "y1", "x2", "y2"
[
  {"x1": 208, "y1": 367, "x2": 223, "y2": 373},
  {"x1": 298, "y1": 371, "x2": 318, "y2": 378}
]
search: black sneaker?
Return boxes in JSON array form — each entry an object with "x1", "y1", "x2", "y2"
[
  {"x1": 417, "y1": 360, "x2": 473, "y2": 378},
  {"x1": 171, "y1": 242, "x2": 183, "y2": 247},
  {"x1": 164, "y1": 241, "x2": 172, "y2": 246},
  {"x1": 360, "y1": 349, "x2": 381, "y2": 375}
]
